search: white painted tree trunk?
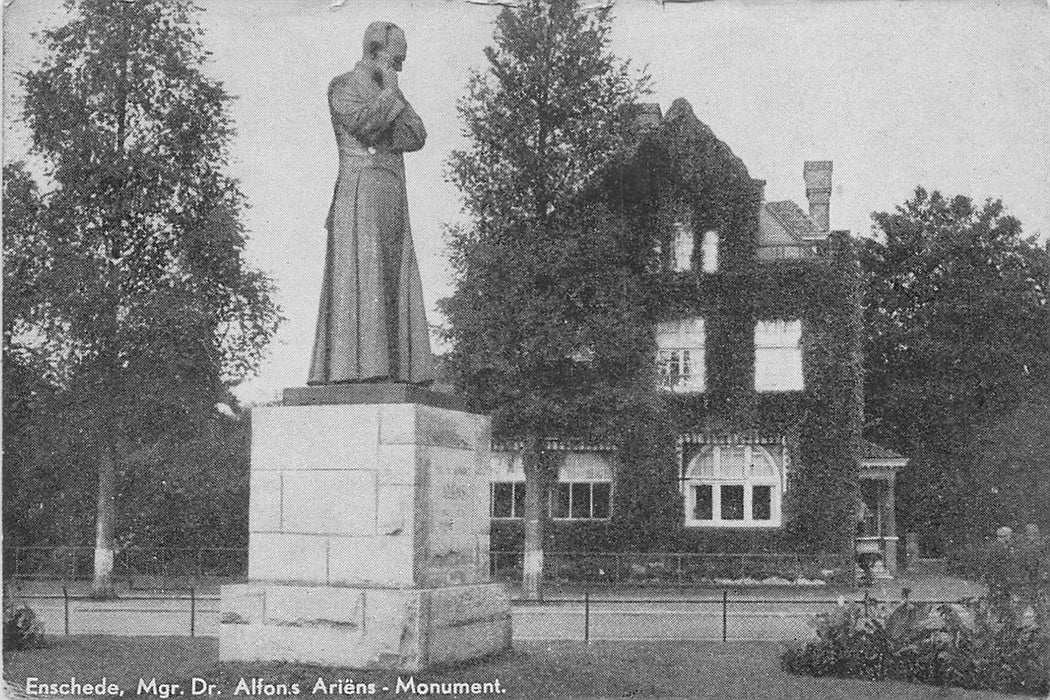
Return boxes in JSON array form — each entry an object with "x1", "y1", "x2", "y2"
[
  {"x1": 92, "y1": 445, "x2": 116, "y2": 598},
  {"x1": 521, "y1": 435, "x2": 547, "y2": 601}
]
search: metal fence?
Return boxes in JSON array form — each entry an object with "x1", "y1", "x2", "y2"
[
  {"x1": 6, "y1": 546, "x2": 852, "y2": 589},
  {"x1": 5, "y1": 587, "x2": 964, "y2": 642},
  {"x1": 5, "y1": 546, "x2": 247, "y2": 587},
  {"x1": 516, "y1": 590, "x2": 965, "y2": 642},
  {"x1": 9, "y1": 587, "x2": 214, "y2": 638}
]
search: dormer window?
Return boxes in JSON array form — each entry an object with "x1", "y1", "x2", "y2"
[
  {"x1": 671, "y1": 220, "x2": 694, "y2": 272},
  {"x1": 701, "y1": 230, "x2": 719, "y2": 273},
  {"x1": 656, "y1": 318, "x2": 706, "y2": 392}
]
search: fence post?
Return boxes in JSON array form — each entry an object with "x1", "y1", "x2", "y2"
[
  {"x1": 62, "y1": 586, "x2": 69, "y2": 635},
  {"x1": 584, "y1": 590, "x2": 590, "y2": 643},
  {"x1": 190, "y1": 587, "x2": 196, "y2": 637},
  {"x1": 722, "y1": 590, "x2": 728, "y2": 642}
]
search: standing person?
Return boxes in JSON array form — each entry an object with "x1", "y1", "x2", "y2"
[
  {"x1": 309, "y1": 21, "x2": 434, "y2": 385},
  {"x1": 986, "y1": 526, "x2": 1015, "y2": 613}
]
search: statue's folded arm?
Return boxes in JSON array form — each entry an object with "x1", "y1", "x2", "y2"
[
  {"x1": 330, "y1": 77, "x2": 408, "y2": 146},
  {"x1": 390, "y1": 103, "x2": 426, "y2": 153}
]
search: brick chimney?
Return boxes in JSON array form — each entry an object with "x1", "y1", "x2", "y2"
[{"x1": 803, "y1": 161, "x2": 832, "y2": 233}]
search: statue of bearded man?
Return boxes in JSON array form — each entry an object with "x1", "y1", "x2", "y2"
[{"x1": 308, "y1": 21, "x2": 434, "y2": 385}]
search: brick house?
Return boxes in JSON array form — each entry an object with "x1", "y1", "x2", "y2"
[{"x1": 487, "y1": 99, "x2": 906, "y2": 580}]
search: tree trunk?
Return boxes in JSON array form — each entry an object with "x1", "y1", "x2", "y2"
[
  {"x1": 92, "y1": 440, "x2": 117, "y2": 598},
  {"x1": 521, "y1": 433, "x2": 548, "y2": 601},
  {"x1": 91, "y1": 12, "x2": 129, "y2": 600}
]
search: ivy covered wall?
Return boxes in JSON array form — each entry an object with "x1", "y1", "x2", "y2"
[{"x1": 492, "y1": 98, "x2": 863, "y2": 558}]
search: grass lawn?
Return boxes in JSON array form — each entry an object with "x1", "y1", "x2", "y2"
[{"x1": 3, "y1": 635, "x2": 1027, "y2": 699}]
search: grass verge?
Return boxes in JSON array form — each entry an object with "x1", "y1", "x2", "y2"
[{"x1": 3, "y1": 635, "x2": 1026, "y2": 699}]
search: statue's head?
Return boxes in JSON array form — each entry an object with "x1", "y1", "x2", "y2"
[{"x1": 362, "y1": 21, "x2": 407, "y2": 72}]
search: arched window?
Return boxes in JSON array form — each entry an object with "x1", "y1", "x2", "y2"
[{"x1": 684, "y1": 445, "x2": 781, "y2": 527}]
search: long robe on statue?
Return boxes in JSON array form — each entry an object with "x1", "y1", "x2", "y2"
[{"x1": 309, "y1": 61, "x2": 434, "y2": 384}]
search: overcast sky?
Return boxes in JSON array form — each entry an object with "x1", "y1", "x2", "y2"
[{"x1": 4, "y1": 0, "x2": 1048, "y2": 404}]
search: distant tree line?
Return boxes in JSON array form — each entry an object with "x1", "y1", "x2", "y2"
[{"x1": 861, "y1": 189, "x2": 1050, "y2": 553}]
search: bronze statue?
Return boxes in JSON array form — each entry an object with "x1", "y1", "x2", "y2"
[{"x1": 308, "y1": 21, "x2": 434, "y2": 385}]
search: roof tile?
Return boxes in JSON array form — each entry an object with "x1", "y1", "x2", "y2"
[{"x1": 764, "y1": 200, "x2": 823, "y2": 241}]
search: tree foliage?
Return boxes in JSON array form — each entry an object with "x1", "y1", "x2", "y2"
[
  {"x1": 442, "y1": 0, "x2": 650, "y2": 598},
  {"x1": 4, "y1": 0, "x2": 280, "y2": 574},
  {"x1": 443, "y1": 0, "x2": 651, "y2": 438},
  {"x1": 19, "y1": 0, "x2": 280, "y2": 410},
  {"x1": 861, "y1": 188, "x2": 1050, "y2": 550}
]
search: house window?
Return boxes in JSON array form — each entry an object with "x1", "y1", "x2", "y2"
[
  {"x1": 701, "y1": 230, "x2": 719, "y2": 273},
  {"x1": 551, "y1": 451, "x2": 613, "y2": 520},
  {"x1": 490, "y1": 482, "x2": 525, "y2": 519},
  {"x1": 550, "y1": 482, "x2": 611, "y2": 520},
  {"x1": 683, "y1": 445, "x2": 781, "y2": 527},
  {"x1": 489, "y1": 450, "x2": 525, "y2": 519},
  {"x1": 672, "y1": 220, "x2": 694, "y2": 271},
  {"x1": 754, "y1": 320, "x2": 803, "y2": 391},
  {"x1": 656, "y1": 318, "x2": 705, "y2": 393}
]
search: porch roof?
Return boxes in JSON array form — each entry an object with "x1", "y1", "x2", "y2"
[{"x1": 861, "y1": 439, "x2": 907, "y2": 462}]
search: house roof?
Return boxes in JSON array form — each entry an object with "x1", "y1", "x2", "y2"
[
  {"x1": 763, "y1": 200, "x2": 823, "y2": 241},
  {"x1": 616, "y1": 98, "x2": 753, "y2": 186},
  {"x1": 861, "y1": 439, "x2": 907, "y2": 462}
]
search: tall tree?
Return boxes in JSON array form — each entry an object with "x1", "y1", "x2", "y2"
[
  {"x1": 861, "y1": 188, "x2": 1050, "y2": 551},
  {"x1": 443, "y1": 0, "x2": 650, "y2": 599},
  {"x1": 14, "y1": 0, "x2": 280, "y2": 596},
  {"x1": 2, "y1": 164, "x2": 66, "y2": 549}
]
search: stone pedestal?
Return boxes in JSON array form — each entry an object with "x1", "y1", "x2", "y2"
[{"x1": 219, "y1": 393, "x2": 511, "y2": 670}]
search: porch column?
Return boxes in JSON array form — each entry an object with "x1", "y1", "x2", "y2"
[{"x1": 883, "y1": 477, "x2": 898, "y2": 576}]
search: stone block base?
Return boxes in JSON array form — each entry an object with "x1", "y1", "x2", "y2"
[{"x1": 219, "y1": 582, "x2": 511, "y2": 671}]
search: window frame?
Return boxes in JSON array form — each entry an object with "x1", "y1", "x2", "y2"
[
  {"x1": 701, "y1": 230, "x2": 719, "y2": 273},
  {"x1": 489, "y1": 481, "x2": 526, "y2": 520},
  {"x1": 671, "y1": 219, "x2": 695, "y2": 272},
  {"x1": 656, "y1": 319, "x2": 706, "y2": 393},
  {"x1": 683, "y1": 445, "x2": 782, "y2": 528},
  {"x1": 754, "y1": 319, "x2": 804, "y2": 392},
  {"x1": 549, "y1": 481, "x2": 612, "y2": 521}
]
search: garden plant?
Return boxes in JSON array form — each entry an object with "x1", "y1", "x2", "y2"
[{"x1": 783, "y1": 537, "x2": 1050, "y2": 696}]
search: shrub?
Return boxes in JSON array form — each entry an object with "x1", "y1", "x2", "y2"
[
  {"x1": 782, "y1": 596, "x2": 1049, "y2": 696},
  {"x1": 3, "y1": 594, "x2": 43, "y2": 650},
  {"x1": 948, "y1": 535, "x2": 1049, "y2": 614}
]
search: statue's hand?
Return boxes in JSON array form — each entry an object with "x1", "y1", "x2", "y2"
[{"x1": 380, "y1": 64, "x2": 399, "y2": 92}]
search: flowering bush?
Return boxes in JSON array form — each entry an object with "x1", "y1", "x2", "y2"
[{"x1": 782, "y1": 596, "x2": 1048, "y2": 696}]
